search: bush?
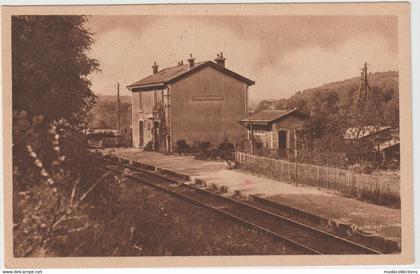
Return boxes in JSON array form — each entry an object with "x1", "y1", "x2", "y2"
[
  {"x1": 194, "y1": 141, "x2": 213, "y2": 160},
  {"x1": 195, "y1": 146, "x2": 219, "y2": 161},
  {"x1": 219, "y1": 140, "x2": 234, "y2": 151},
  {"x1": 381, "y1": 159, "x2": 400, "y2": 170},
  {"x1": 218, "y1": 139, "x2": 235, "y2": 161},
  {"x1": 198, "y1": 141, "x2": 211, "y2": 151},
  {"x1": 348, "y1": 161, "x2": 378, "y2": 174},
  {"x1": 176, "y1": 140, "x2": 190, "y2": 155},
  {"x1": 144, "y1": 141, "x2": 153, "y2": 151},
  {"x1": 12, "y1": 110, "x2": 116, "y2": 257}
]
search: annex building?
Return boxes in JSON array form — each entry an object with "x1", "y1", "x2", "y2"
[{"x1": 239, "y1": 109, "x2": 308, "y2": 158}]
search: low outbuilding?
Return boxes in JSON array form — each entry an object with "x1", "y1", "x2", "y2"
[{"x1": 239, "y1": 108, "x2": 308, "y2": 158}]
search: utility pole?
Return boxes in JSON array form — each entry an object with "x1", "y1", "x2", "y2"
[
  {"x1": 117, "y1": 82, "x2": 121, "y2": 131},
  {"x1": 354, "y1": 62, "x2": 370, "y2": 125},
  {"x1": 250, "y1": 121, "x2": 254, "y2": 155},
  {"x1": 363, "y1": 62, "x2": 369, "y2": 116}
]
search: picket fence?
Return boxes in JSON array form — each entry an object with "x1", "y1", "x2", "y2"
[{"x1": 235, "y1": 152, "x2": 400, "y2": 205}]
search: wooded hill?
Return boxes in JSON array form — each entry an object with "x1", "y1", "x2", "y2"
[
  {"x1": 299, "y1": 70, "x2": 397, "y2": 100},
  {"x1": 89, "y1": 70, "x2": 399, "y2": 132},
  {"x1": 252, "y1": 70, "x2": 400, "y2": 170},
  {"x1": 255, "y1": 70, "x2": 399, "y2": 126},
  {"x1": 96, "y1": 94, "x2": 132, "y2": 104},
  {"x1": 89, "y1": 94, "x2": 132, "y2": 130}
]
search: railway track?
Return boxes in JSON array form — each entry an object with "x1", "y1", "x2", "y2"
[{"x1": 94, "y1": 155, "x2": 382, "y2": 255}]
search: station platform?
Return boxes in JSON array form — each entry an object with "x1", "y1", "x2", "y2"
[{"x1": 99, "y1": 148, "x2": 401, "y2": 252}]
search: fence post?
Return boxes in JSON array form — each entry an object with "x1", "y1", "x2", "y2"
[
  {"x1": 233, "y1": 152, "x2": 397, "y2": 204},
  {"x1": 347, "y1": 170, "x2": 351, "y2": 193},
  {"x1": 336, "y1": 168, "x2": 340, "y2": 191},
  {"x1": 245, "y1": 153, "x2": 248, "y2": 168},
  {"x1": 271, "y1": 158, "x2": 274, "y2": 177},
  {"x1": 326, "y1": 167, "x2": 329, "y2": 190},
  {"x1": 281, "y1": 160, "x2": 284, "y2": 178},
  {"x1": 317, "y1": 166, "x2": 321, "y2": 189}
]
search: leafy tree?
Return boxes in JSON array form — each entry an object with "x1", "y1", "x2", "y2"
[
  {"x1": 254, "y1": 100, "x2": 274, "y2": 112},
  {"x1": 297, "y1": 92, "x2": 349, "y2": 166},
  {"x1": 286, "y1": 93, "x2": 309, "y2": 112},
  {"x1": 12, "y1": 16, "x2": 99, "y2": 129},
  {"x1": 12, "y1": 16, "x2": 102, "y2": 256},
  {"x1": 308, "y1": 90, "x2": 339, "y2": 116},
  {"x1": 12, "y1": 15, "x2": 99, "y2": 174},
  {"x1": 251, "y1": 69, "x2": 399, "y2": 169},
  {"x1": 384, "y1": 92, "x2": 399, "y2": 128}
]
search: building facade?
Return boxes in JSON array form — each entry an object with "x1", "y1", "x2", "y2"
[
  {"x1": 239, "y1": 109, "x2": 308, "y2": 158},
  {"x1": 127, "y1": 53, "x2": 255, "y2": 152}
]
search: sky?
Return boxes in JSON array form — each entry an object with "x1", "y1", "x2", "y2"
[{"x1": 86, "y1": 15, "x2": 398, "y2": 103}]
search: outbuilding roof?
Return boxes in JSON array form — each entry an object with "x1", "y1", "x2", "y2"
[
  {"x1": 343, "y1": 126, "x2": 392, "y2": 140},
  {"x1": 127, "y1": 61, "x2": 255, "y2": 91},
  {"x1": 239, "y1": 108, "x2": 308, "y2": 125},
  {"x1": 374, "y1": 139, "x2": 400, "y2": 152}
]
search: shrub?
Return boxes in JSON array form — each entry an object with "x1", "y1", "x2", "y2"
[
  {"x1": 381, "y1": 158, "x2": 400, "y2": 170},
  {"x1": 193, "y1": 141, "x2": 213, "y2": 160},
  {"x1": 219, "y1": 139, "x2": 234, "y2": 151},
  {"x1": 12, "y1": 110, "x2": 117, "y2": 257},
  {"x1": 144, "y1": 141, "x2": 153, "y2": 151},
  {"x1": 348, "y1": 161, "x2": 378, "y2": 174},
  {"x1": 198, "y1": 141, "x2": 211, "y2": 151},
  {"x1": 218, "y1": 139, "x2": 235, "y2": 161},
  {"x1": 176, "y1": 140, "x2": 190, "y2": 155}
]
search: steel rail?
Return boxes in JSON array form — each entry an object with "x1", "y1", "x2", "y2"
[{"x1": 94, "y1": 155, "x2": 382, "y2": 255}]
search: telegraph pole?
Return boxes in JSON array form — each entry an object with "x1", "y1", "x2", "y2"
[
  {"x1": 354, "y1": 62, "x2": 370, "y2": 128},
  {"x1": 355, "y1": 63, "x2": 369, "y2": 118},
  {"x1": 250, "y1": 121, "x2": 254, "y2": 155},
  {"x1": 362, "y1": 62, "x2": 369, "y2": 116},
  {"x1": 117, "y1": 82, "x2": 121, "y2": 131}
]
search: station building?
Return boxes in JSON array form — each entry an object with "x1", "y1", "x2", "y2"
[{"x1": 127, "y1": 53, "x2": 255, "y2": 152}]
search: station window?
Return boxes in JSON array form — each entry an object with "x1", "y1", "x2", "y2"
[
  {"x1": 254, "y1": 129, "x2": 266, "y2": 135},
  {"x1": 247, "y1": 129, "x2": 266, "y2": 138},
  {"x1": 138, "y1": 92, "x2": 143, "y2": 111}
]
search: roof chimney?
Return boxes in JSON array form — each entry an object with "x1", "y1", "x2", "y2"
[
  {"x1": 152, "y1": 61, "x2": 159, "y2": 74},
  {"x1": 187, "y1": 54, "x2": 195, "y2": 69},
  {"x1": 214, "y1": 52, "x2": 226, "y2": 67}
]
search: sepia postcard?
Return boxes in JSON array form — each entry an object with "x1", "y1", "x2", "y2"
[{"x1": 1, "y1": 2, "x2": 413, "y2": 268}]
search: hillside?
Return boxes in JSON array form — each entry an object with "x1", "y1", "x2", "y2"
[
  {"x1": 96, "y1": 94, "x2": 132, "y2": 104},
  {"x1": 298, "y1": 71, "x2": 398, "y2": 102},
  {"x1": 90, "y1": 94, "x2": 132, "y2": 130},
  {"x1": 255, "y1": 71, "x2": 399, "y2": 113}
]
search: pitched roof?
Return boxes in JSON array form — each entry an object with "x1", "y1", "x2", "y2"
[
  {"x1": 127, "y1": 61, "x2": 255, "y2": 91},
  {"x1": 240, "y1": 108, "x2": 307, "y2": 124},
  {"x1": 374, "y1": 139, "x2": 400, "y2": 152},
  {"x1": 343, "y1": 126, "x2": 392, "y2": 140}
]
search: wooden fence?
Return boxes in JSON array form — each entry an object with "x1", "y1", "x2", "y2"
[{"x1": 235, "y1": 152, "x2": 400, "y2": 206}]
